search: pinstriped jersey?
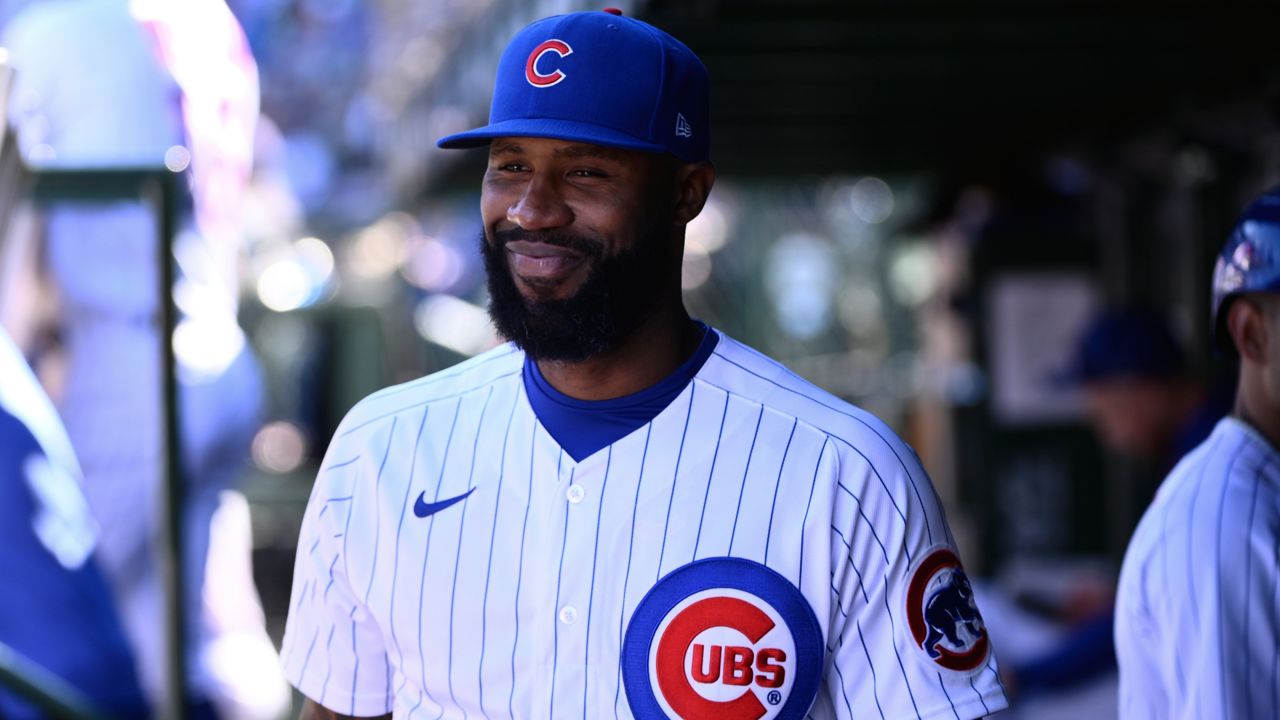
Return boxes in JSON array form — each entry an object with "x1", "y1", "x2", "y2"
[
  {"x1": 281, "y1": 328, "x2": 1008, "y2": 719},
  {"x1": 1116, "y1": 417, "x2": 1280, "y2": 719}
]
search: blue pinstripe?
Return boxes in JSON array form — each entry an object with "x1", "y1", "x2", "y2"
[
  {"x1": 763, "y1": 419, "x2": 799, "y2": 565},
  {"x1": 414, "y1": 398, "x2": 463, "y2": 714},
  {"x1": 855, "y1": 621, "x2": 886, "y2": 720},
  {"x1": 881, "y1": 575, "x2": 923, "y2": 719},
  {"x1": 582, "y1": 447, "x2": 613, "y2": 719},
  {"x1": 1243, "y1": 456, "x2": 1266, "y2": 720},
  {"x1": 613, "y1": 425, "x2": 652, "y2": 717},
  {"x1": 797, "y1": 439, "x2": 829, "y2": 584},
  {"x1": 691, "y1": 388, "x2": 729, "y2": 559},
  {"x1": 656, "y1": 385, "x2": 696, "y2": 578},
  {"x1": 446, "y1": 386, "x2": 494, "y2": 716},
  {"x1": 728, "y1": 405, "x2": 766, "y2": 555},
  {"x1": 836, "y1": 483, "x2": 890, "y2": 565},
  {"x1": 508, "y1": 424, "x2": 537, "y2": 719},
  {"x1": 548, "y1": 458, "x2": 572, "y2": 717},
  {"x1": 388, "y1": 407, "x2": 429, "y2": 678},
  {"x1": 1215, "y1": 446, "x2": 1243, "y2": 717},
  {"x1": 320, "y1": 624, "x2": 336, "y2": 709},
  {"x1": 352, "y1": 417, "x2": 399, "y2": 706},
  {"x1": 478, "y1": 393, "x2": 519, "y2": 713}
]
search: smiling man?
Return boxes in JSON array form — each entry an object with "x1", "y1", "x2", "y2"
[{"x1": 281, "y1": 10, "x2": 1007, "y2": 720}]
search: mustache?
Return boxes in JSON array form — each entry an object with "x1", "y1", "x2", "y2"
[{"x1": 492, "y1": 228, "x2": 603, "y2": 257}]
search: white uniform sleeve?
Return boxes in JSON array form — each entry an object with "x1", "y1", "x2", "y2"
[
  {"x1": 281, "y1": 445, "x2": 394, "y2": 717},
  {"x1": 824, "y1": 431, "x2": 1007, "y2": 719}
]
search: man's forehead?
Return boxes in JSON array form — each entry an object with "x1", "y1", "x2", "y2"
[{"x1": 489, "y1": 137, "x2": 637, "y2": 161}]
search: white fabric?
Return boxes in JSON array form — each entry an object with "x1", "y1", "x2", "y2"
[
  {"x1": 1116, "y1": 417, "x2": 1280, "y2": 720},
  {"x1": 282, "y1": 331, "x2": 1008, "y2": 719}
]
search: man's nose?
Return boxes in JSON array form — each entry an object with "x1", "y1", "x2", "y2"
[{"x1": 506, "y1": 173, "x2": 573, "y2": 230}]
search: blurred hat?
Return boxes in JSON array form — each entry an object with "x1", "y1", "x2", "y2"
[
  {"x1": 436, "y1": 10, "x2": 710, "y2": 162},
  {"x1": 1212, "y1": 185, "x2": 1280, "y2": 349},
  {"x1": 1059, "y1": 309, "x2": 1188, "y2": 384}
]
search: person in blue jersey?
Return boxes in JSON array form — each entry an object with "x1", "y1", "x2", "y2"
[
  {"x1": 0, "y1": 329, "x2": 150, "y2": 719},
  {"x1": 283, "y1": 10, "x2": 1008, "y2": 720},
  {"x1": 1115, "y1": 186, "x2": 1280, "y2": 719}
]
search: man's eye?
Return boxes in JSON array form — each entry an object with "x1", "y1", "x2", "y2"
[
  {"x1": 570, "y1": 168, "x2": 605, "y2": 178},
  {"x1": 495, "y1": 162, "x2": 527, "y2": 172}
]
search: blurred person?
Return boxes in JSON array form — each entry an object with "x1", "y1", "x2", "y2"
[
  {"x1": 1070, "y1": 308, "x2": 1228, "y2": 474},
  {"x1": 1115, "y1": 186, "x2": 1280, "y2": 719},
  {"x1": 1, "y1": 1, "x2": 287, "y2": 717},
  {"x1": 991, "y1": 309, "x2": 1229, "y2": 707},
  {"x1": 0, "y1": 326, "x2": 150, "y2": 719},
  {"x1": 281, "y1": 10, "x2": 1007, "y2": 720}
]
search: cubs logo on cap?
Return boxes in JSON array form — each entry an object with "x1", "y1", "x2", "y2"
[
  {"x1": 622, "y1": 558, "x2": 823, "y2": 719},
  {"x1": 905, "y1": 546, "x2": 990, "y2": 673},
  {"x1": 525, "y1": 39, "x2": 573, "y2": 87}
]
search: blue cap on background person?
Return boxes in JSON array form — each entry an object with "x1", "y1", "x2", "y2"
[
  {"x1": 437, "y1": 9, "x2": 711, "y2": 162},
  {"x1": 1212, "y1": 185, "x2": 1280, "y2": 349},
  {"x1": 1060, "y1": 308, "x2": 1188, "y2": 384}
]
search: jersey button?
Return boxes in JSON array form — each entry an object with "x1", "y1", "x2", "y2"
[
  {"x1": 558, "y1": 605, "x2": 578, "y2": 625},
  {"x1": 566, "y1": 484, "x2": 585, "y2": 504}
]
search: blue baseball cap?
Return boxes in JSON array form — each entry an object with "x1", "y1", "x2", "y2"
[
  {"x1": 1212, "y1": 185, "x2": 1280, "y2": 349},
  {"x1": 1058, "y1": 309, "x2": 1188, "y2": 385},
  {"x1": 436, "y1": 10, "x2": 711, "y2": 163}
]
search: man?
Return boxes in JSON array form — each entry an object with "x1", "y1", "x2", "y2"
[
  {"x1": 1115, "y1": 186, "x2": 1280, "y2": 719},
  {"x1": 0, "y1": 328, "x2": 150, "y2": 719},
  {"x1": 282, "y1": 10, "x2": 1007, "y2": 719}
]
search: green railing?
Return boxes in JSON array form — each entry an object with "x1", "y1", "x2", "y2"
[{"x1": 0, "y1": 167, "x2": 188, "y2": 720}]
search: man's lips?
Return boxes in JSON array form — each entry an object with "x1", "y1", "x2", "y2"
[{"x1": 504, "y1": 240, "x2": 587, "y2": 280}]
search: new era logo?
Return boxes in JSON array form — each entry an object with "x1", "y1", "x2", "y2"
[{"x1": 675, "y1": 113, "x2": 693, "y2": 138}]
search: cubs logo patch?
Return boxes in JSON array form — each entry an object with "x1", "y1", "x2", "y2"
[
  {"x1": 621, "y1": 558, "x2": 823, "y2": 720},
  {"x1": 525, "y1": 38, "x2": 573, "y2": 87},
  {"x1": 905, "y1": 546, "x2": 989, "y2": 673}
]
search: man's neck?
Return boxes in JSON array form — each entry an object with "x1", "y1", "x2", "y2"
[
  {"x1": 534, "y1": 308, "x2": 702, "y2": 401},
  {"x1": 1235, "y1": 369, "x2": 1280, "y2": 451}
]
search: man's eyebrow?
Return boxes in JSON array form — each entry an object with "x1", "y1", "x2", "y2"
[
  {"x1": 489, "y1": 141, "x2": 524, "y2": 156},
  {"x1": 488, "y1": 141, "x2": 625, "y2": 161}
]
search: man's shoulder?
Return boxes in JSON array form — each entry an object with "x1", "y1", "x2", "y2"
[
  {"x1": 704, "y1": 331, "x2": 919, "y2": 470},
  {"x1": 333, "y1": 343, "x2": 524, "y2": 441}
]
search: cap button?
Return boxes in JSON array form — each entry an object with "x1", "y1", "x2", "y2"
[{"x1": 602, "y1": 7, "x2": 623, "y2": 15}]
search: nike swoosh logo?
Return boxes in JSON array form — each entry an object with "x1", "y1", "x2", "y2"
[{"x1": 413, "y1": 487, "x2": 476, "y2": 518}]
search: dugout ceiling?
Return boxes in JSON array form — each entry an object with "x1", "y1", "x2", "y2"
[
  {"x1": 638, "y1": 0, "x2": 1280, "y2": 177},
  {"x1": 418, "y1": 0, "x2": 1280, "y2": 191}
]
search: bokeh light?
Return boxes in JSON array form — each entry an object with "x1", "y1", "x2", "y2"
[
  {"x1": 681, "y1": 239, "x2": 713, "y2": 290},
  {"x1": 413, "y1": 294, "x2": 499, "y2": 356},
  {"x1": 850, "y1": 177, "x2": 895, "y2": 224},
  {"x1": 251, "y1": 421, "x2": 309, "y2": 475}
]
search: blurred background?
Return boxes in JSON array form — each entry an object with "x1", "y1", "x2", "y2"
[{"x1": 1, "y1": 0, "x2": 1278, "y2": 717}]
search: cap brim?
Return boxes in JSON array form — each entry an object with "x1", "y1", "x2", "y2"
[{"x1": 437, "y1": 117, "x2": 671, "y2": 155}]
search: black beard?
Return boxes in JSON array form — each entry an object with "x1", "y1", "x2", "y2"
[{"x1": 481, "y1": 227, "x2": 666, "y2": 362}]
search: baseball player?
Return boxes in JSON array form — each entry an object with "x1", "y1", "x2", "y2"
[
  {"x1": 282, "y1": 10, "x2": 1008, "y2": 719},
  {"x1": 1115, "y1": 185, "x2": 1280, "y2": 719}
]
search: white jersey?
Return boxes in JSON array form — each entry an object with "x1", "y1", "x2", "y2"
[
  {"x1": 281, "y1": 329, "x2": 1008, "y2": 719},
  {"x1": 1116, "y1": 417, "x2": 1280, "y2": 719}
]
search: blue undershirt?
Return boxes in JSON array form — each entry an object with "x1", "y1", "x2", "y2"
[{"x1": 523, "y1": 323, "x2": 719, "y2": 462}]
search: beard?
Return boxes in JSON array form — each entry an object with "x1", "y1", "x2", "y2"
[{"x1": 481, "y1": 226, "x2": 668, "y2": 362}]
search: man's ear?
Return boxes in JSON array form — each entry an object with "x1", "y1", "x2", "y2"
[
  {"x1": 1227, "y1": 297, "x2": 1269, "y2": 364},
  {"x1": 672, "y1": 161, "x2": 716, "y2": 226}
]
